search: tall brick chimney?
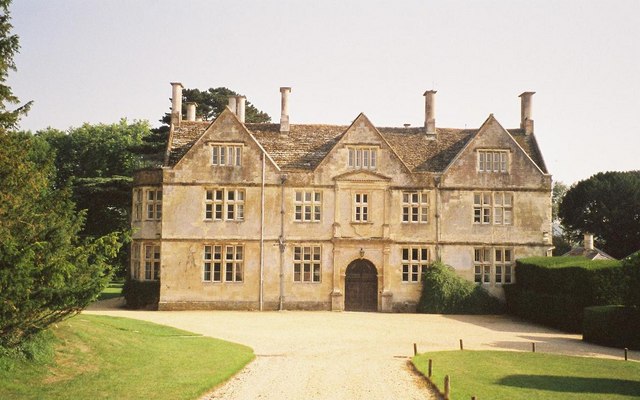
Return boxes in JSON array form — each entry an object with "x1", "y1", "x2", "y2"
[
  {"x1": 519, "y1": 91, "x2": 535, "y2": 135},
  {"x1": 424, "y1": 90, "x2": 437, "y2": 138},
  {"x1": 280, "y1": 87, "x2": 291, "y2": 134},
  {"x1": 170, "y1": 82, "x2": 183, "y2": 126}
]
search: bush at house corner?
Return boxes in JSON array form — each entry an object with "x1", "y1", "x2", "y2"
[{"x1": 417, "y1": 262, "x2": 504, "y2": 314}]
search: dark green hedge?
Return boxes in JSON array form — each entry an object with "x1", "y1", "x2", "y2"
[
  {"x1": 622, "y1": 251, "x2": 640, "y2": 307},
  {"x1": 504, "y1": 257, "x2": 624, "y2": 332},
  {"x1": 123, "y1": 279, "x2": 159, "y2": 309},
  {"x1": 418, "y1": 262, "x2": 504, "y2": 314},
  {"x1": 583, "y1": 306, "x2": 640, "y2": 350}
]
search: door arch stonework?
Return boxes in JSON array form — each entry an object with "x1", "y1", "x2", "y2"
[{"x1": 344, "y1": 259, "x2": 378, "y2": 311}]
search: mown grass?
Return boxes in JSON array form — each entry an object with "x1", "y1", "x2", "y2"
[
  {"x1": 413, "y1": 350, "x2": 640, "y2": 400},
  {"x1": 0, "y1": 315, "x2": 254, "y2": 400},
  {"x1": 97, "y1": 280, "x2": 124, "y2": 301}
]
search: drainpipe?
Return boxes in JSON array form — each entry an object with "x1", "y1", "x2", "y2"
[
  {"x1": 259, "y1": 153, "x2": 265, "y2": 311},
  {"x1": 434, "y1": 176, "x2": 442, "y2": 262},
  {"x1": 278, "y1": 174, "x2": 288, "y2": 311}
]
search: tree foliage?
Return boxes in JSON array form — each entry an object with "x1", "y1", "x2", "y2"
[
  {"x1": 36, "y1": 120, "x2": 151, "y2": 275},
  {"x1": 559, "y1": 171, "x2": 640, "y2": 259},
  {"x1": 417, "y1": 262, "x2": 504, "y2": 314},
  {"x1": 0, "y1": 132, "x2": 122, "y2": 347},
  {"x1": 0, "y1": 1, "x2": 31, "y2": 129}
]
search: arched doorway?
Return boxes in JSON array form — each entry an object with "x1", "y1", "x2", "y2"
[{"x1": 344, "y1": 259, "x2": 378, "y2": 311}]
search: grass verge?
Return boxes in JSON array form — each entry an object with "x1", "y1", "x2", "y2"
[
  {"x1": 97, "y1": 281, "x2": 124, "y2": 301},
  {"x1": 0, "y1": 314, "x2": 254, "y2": 400},
  {"x1": 413, "y1": 350, "x2": 640, "y2": 400}
]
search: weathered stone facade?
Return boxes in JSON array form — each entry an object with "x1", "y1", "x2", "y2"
[{"x1": 130, "y1": 83, "x2": 552, "y2": 312}]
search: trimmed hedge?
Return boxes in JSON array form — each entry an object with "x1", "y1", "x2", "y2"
[
  {"x1": 504, "y1": 256, "x2": 623, "y2": 332},
  {"x1": 123, "y1": 279, "x2": 160, "y2": 309},
  {"x1": 418, "y1": 262, "x2": 504, "y2": 314},
  {"x1": 622, "y1": 251, "x2": 640, "y2": 307},
  {"x1": 583, "y1": 306, "x2": 640, "y2": 349}
]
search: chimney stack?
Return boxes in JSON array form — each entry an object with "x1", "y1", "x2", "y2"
[
  {"x1": 227, "y1": 95, "x2": 237, "y2": 114},
  {"x1": 170, "y1": 82, "x2": 184, "y2": 126},
  {"x1": 280, "y1": 87, "x2": 291, "y2": 133},
  {"x1": 424, "y1": 90, "x2": 437, "y2": 138},
  {"x1": 236, "y1": 95, "x2": 246, "y2": 123},
  {"x1": 584, "y1": 233, "x2": 594, "y2": 250},
  {"x1": 519, "y1": 91, "x2": 535, "y2": 135},
  {"x1": 186, "y1": 102, "x2": 197, "y2": 122}
]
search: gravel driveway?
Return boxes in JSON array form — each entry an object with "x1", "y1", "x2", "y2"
[{"x1": 86, "y1": 301, "x2": 638, "y2": 399}]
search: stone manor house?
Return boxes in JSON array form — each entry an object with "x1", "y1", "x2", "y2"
[{"x1": 130, "y1": 83, "x2": 552, "y2": 312}]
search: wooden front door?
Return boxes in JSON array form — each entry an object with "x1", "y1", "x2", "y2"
[{"x1": 345, "y1": 260, "x2": 378, "y2": 311}]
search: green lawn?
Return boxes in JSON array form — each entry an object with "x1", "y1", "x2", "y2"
[
  {"x1": 0, "y1": 315, "x2": 254, "y2": 400},
  {"x1": 97, "y1": 281, "x2": 124, "y2": 301},
  {"x1": 413, "y1": 350, "x2": 640, "y2": 400}
]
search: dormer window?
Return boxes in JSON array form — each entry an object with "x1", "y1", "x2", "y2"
[
  {"x1": 348, "y1": 146, "x2": 377, "y2": 170},
  {"x1": 212, "y1": 144, "x2": 242, "y2": 166},
  {"x1": 478, "y1": 150, "x2": 508, "y2": 173}
]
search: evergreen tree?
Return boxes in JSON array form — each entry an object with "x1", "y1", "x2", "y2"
[
  {"x1": 559, "y1": 171, "x2": 640, "y2": 259},
  {"x1": 0, "y1": 0, "x2": 31, "y2": 129}
]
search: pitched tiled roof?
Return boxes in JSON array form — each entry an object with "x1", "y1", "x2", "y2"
[
  {"x1": 379, "y1": 127, "x2": 476, "y2": 172},
  {"x1": 563, "y1": 247, "x2": 616, "y2": 260},
  {"x1": 166, "y1": 120, "x2": 547, "y2": 174},
  {"x1": 508, "y1": 129, "x2": 548, "y2": 174},
  {"x1": 247, "y1": 123, "x2": 346, "y2": 171},
  {"x1": 166, "y1": 121, "x2": 212, "y2": 166}
]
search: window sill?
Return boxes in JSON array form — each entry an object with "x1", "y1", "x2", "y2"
[{"x1": 351, "y1": 221, "x2": 373, "y2": 225}]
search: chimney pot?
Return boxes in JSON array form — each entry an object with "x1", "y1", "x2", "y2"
[
  {"x1": 170, "y1": 82, "x2": 184, "y2": 126},
  {"x1": 186, "y1": 102, "x2": 197, "y2": 122},
  {"x1": 236, "y1": 95, "x2": 246, "y2": 123},
  {"x1": 227, "y1": 95, "x2": 237, "y2": 114},
  {"x1": 423, "y1": 90, "x2": 437, "y2": 138},
  {"x1": 584, "y1": 233, "x2": 594, "y2": 251},
  {"x1": 280, "y1": 87, "x2": 291, "y2": 133},
  {"x1": 519, "y1": 91, "x2": 535, "y2": 135}
]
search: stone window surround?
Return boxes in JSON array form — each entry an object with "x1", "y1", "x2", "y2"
[
  {"x1": 211, "y1": 143, "x2": 243, "y2": 167},
  {"x1": 294, "y1": 190, "x2": 322, "y2": 223},
  {"x1": 204, "y1": 188, "x2": 245, "y2": 222},
  {"x1": 145, "y1": 188, "x2": 162, "y2": 221},
  {"x1": 347, "y1": 146, "x2": 378, "y2": 170},
  {"x1": 477, "y1": 149, "x2": 510, "y2": 173},
  {"x1": 293, "y1": 245, "x2": 322, "y2": 283},
  {"x1": 143, "y1": 243, "x2": 161, "y2": 281},
  {"x1": 401, "y1": 191, "x2": 429, "y2": 223},
  {"x1": 352, "y1": 191, "x2": 370, "y2": 223},
  {"x1": 474, "y1": 247, "x2": 514, "y2": 286},
  {"x1": 473, "y1": 191, "x2": 513, "y2": 225},
  {"x1": 202, "y1": 243, "x2": 244, "y2": 283},
  {"x1": 401, "y1": 246, "x2": 430, "y2": 283}
]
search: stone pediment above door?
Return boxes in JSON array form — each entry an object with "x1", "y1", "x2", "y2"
[{"x1": 333, "y1": 170, "x2": 392, "y2": 183}]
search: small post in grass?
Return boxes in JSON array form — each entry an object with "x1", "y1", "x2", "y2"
[
  {"x1": 459, "y1": 339, "x2": 464, "y2": 351},
  {"x1": 532, "y1": 342, "x2": 536, "y2": 353},
  {"x1": 472, "y1": 397, "x2": 477, "y2": 400},
  {"x1": 444, "y1": 375, "x2": 451, "y2": 400},
  {"x1": 625, "y1": 348, "x2": 628, "y2": 361},
  {"x1": 413, "y1": 342, "x2": 417, "y2": 356},
  {"x1": 428, "y1": 358, "x2": 433, "y2": 378}
]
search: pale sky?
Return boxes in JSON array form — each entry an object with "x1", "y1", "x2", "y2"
[{"x1": 8, "y1": 0, "x2": 640, "y2": 185}]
